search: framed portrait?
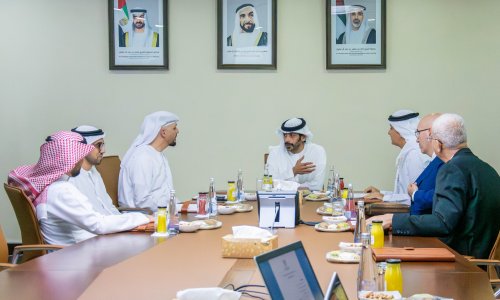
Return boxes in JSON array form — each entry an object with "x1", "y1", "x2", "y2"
[
  {"x1": 326, "y1": 0, "x2": 386, "y2": 69},
  {"x1": 217, "y1": 0, "x2": 277, "y2": 70},
  {"x1": 108, "y1": 0, "x2": 168, "y2": 70}
]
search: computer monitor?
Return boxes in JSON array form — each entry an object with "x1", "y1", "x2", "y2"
[{"x1": 254, "y1": 241, "x2": 349, "y2": 300}]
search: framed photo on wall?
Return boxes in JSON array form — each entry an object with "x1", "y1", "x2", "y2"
[
  {"x1": 326, "y1": 0, "x2": 386, "y2": 69},
  {"x1": 217, "y1": 0, "x2": 277, "y2": 69},
  {"x1": 108, "y1": 0, "x2": 168, "y2": 70}
]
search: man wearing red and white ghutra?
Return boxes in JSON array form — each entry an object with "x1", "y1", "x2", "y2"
[{"x1": 8, "y1": 131, "x2": 151, "y2": 245}]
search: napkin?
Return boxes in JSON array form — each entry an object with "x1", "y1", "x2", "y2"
[
  {"x1": 272, "y1": 179, "x2": 300, "y2": 191},
  {"x1": 176, "y1": 287, "x2": 241, "y2": 300},
  {"x1": 232, "y1": 225, "x2": 273, "y2": 241}
]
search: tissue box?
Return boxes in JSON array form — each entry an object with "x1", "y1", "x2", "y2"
[{"x1": 221, "y1": 234, "x2": 278, "y2": 258}]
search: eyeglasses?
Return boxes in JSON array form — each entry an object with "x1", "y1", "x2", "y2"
[
  {"x1": 93, "y1": 141, "x2": 105, "y2": 151},
  {"x1": 414, "y1": 128, "x2": 430, "y2": 138}
]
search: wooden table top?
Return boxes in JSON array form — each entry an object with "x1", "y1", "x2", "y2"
[{"x1": 0, "y1": 200, "x2": 493, "y2": 300}]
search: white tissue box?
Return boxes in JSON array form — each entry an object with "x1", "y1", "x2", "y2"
[{"x1": 221, "y1": 234, "x2": 278, "y2": 258}]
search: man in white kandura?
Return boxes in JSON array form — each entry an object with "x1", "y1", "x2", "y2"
[
  {"x1": 364, "y1": 110, "x2": 430, "y2": 204},
  {"x1": 69, "y1": 125, "x2": 121, "y2": 215},
  {"x1": 118, "y1": 111, "x2": 179, "y2": 212},
  {"x1": 7, "y1": 131, "x2": 151, "y2": 245},
  {"x1": 267, "y1": 117, "x2": 327, "y2": 191}
]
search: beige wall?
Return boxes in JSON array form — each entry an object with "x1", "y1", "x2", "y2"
[{"x1": 1, "y1": 0, "x2": 499, "y2": 242}]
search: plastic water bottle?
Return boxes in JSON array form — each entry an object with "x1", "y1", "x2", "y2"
[
  {"x1": 358, "y1": 232, "x2": 379, "y2": 294},
  {"x1": 344, "y1": 184, "x2": 356, "y2": 221},
  {"x1": 354, "y1": 201, "x2": 366, "y2": 243},
  {"x1": 167, "y1": 190, "x2": 179, "y2": 235},
  {"x1": 236, "y1": 169, "x2": 244, "y2": 201},
  {"x1": 208, "y1": 178, "x2": 218, "y2": 217}
]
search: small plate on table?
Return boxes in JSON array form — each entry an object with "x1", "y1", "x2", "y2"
[
  {"x1": 218, "y1": 205, "x2": 237, "y2": 215},
  {"x1": 191, "y1": 219, "x2": 222, "y2": 230},
  {"x1": 326, "y1": 250, "x2": 360, "y2": 263},
  {"x1": 179, "y1": 221, "x2": 201, "y2": 233},
  {"x1": 305, "y1": 192, "x2": 330, "y2": 201},
  {"x1": 358, "y1": 291, "x2": 402, "y2": 300},
  {"x1": 314, "y1": 222, "x2": 350, "y2": 232}
]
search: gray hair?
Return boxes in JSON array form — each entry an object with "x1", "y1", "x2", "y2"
[{"x1": 432, "y1": 113, "x2": 467, "y2": 149}]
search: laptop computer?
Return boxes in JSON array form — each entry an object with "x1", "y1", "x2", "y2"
[{"x1": 254, "y1": 241, "x2": 349, "y2": 300}]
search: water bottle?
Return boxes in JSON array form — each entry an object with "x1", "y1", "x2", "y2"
[
  {"x1": 358, "y1": 232, "x2": 379, "y2": 294},
  {"x1": 236, "y1": 169, "x2": 244, "y2": 201},
  {"x1": 167, "y1": 190, "x2": 179, "y2": 235},
  {"x1": 208, "y1": 178, "x2": 218, "y2": 217},
  {"x1": 354, "y1": 201, "x2": 366, "y2": 243},
  {"x1": 344, "y1": 184, "x2": 356, "y2": 221}
]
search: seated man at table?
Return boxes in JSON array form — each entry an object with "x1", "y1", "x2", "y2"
[
  {"x1": 369, "y1": 113, "x2": 500, "y2": 259},
  {"x1": 119, "y1": 111, "x2": 179, "y2": 212},
  {"x1": 267, "y1": 117, "x2": 326, "y2": 191},
  {"x1": 69, "y1": 125, "x2": 121, "y2": 215},
  {"x1": 407, "y1": 113, "x2": 444, "y2": 215},
  {"x1": 7, "y1": 131, "x2": 152, "y2": 245},
  {"x1": 364, "y1": 110, "x2": 430, "y2": 204}
]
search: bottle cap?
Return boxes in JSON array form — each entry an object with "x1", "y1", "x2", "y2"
[
  {"x1": 358, "y1": 200, "x2": 364, "y2": 206},
  {"x1": 372, "y1": 220, "x2": 383, "y2": 223},
  {"x1": 228, "y1": 180, "x2": 235, "y2": 183},
  {"x1": 386, "y1": 258, "x2": 401, "y2": 264}
]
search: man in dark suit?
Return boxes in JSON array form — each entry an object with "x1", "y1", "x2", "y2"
[
  {"x1": 408, "y1": 113, "x2": 444, "y2": 215},
  {"x1": 370, "y1": 113, "x2": 500, "y2": 259}
]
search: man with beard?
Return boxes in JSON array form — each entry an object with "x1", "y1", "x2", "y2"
[
  {"x1": 337, "y1": 5, "x2": 376, "y2": 44},
  {"x1": 119, "y1": 111, "x2": 179, "y2": 212},
  {"x1": 7, "y1": 131, "x2": 151, "y2": 245},
  {"x1": 69, "y1": 125, "x2": 121, "y2": 216},
  {"x1": 227, "y1": 3, "x2": 268, "y2": 47},
  {"x1": 119, "y1": 8, "x2": 160, "y2": 47},
  {"x1": 266, "y1": 118, "x2": 326, "y2": 191}
]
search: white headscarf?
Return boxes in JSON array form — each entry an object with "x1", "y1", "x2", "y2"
[
  {"x1": 345, "y1": 5, "x2": 371, "y2": 44},
  {"x1": 276, "y1": 117, "x2": 313, "y2": 141},
  {"x1": 230, "y1": 4, "x2": 263, "y2": 47},
  {"x1": 71, "y1": 125, "x2": 105, "y2": 145},
  {"x1": 122, "y1": 111, "x2": 179, "y2": 166},
  {"x1": 388, "y1": 109, "x2": 420, "y2": 142}
]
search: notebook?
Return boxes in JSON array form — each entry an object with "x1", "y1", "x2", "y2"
[{"x1": 254, "y1": 241, "x2": 349, "y2": 300}]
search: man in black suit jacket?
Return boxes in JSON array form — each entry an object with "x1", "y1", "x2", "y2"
[{"x1": 369, "y1": 113, "x2": 500, "y2": 259}]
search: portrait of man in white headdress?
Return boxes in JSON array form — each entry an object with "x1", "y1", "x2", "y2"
[
  {"x1": 336, "y1": 4, "x2": 376, "y2": 44},
  {"x1": 119, "y1": 8, "x2": 160, "y2": 47},
  {"x1": 227, "y1": 3, "x2": 268, "y2": 47}
]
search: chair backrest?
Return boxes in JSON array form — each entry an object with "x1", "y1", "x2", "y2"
[
  {"x1": 0, "y1": 225, "x2": 8, "y2": 264},
  {"x1": 488, "y1": 230, "x2": 500, "y2": 280},
  {"x1": 95, "y1": 155, "x2": 121, "y2": 207},
  {"x1": 4, "y1": 183, "x2": 45, "y2": 261}
]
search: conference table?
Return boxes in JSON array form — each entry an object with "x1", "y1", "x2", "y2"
[{"x1": 0, "y1": 200, "x2": 493, "y2": 300}]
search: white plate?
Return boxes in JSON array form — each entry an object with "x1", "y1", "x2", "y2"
[
  {"x1": 179, "y1": 221, "x2": 201, "y2": 233},
  {"x1": 358, "y1": 291, "x2": 402, "y2": 300},
  {"x1": 191, "y1": 220, "x2": 222, "y2": 230},
  {"x1": 218, "y1": 206, "x2": 237, "y2": 215},
  {"x1": 305, "y1": 194, "x2": 330, "y2": 201},
  {"x1": 322, "y1": 215, "x2": 347, "y2": 224},
  {"x1": 338, "y1": 242, "x2": 363, "y2": 252},
  {"x1": 326, "y1": 250, "x2": 360, "y2": 263},
  {"x1": 235, "y1": 204, "x2": 253, "y2": 213},
  {"x1": 316, "y1": 205, "x2": 344, "y2": 216},
  {"x1": 315, "y1": 222, "x2": 351, "y2": 232}
]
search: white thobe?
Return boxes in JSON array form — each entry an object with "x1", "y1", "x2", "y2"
[
  {"x1": 382, "y1": 141, "x2": 430, "y2": 204},
  {"x1": 69, "y1": 167, "x2": 120, "y2": 215},
  {"x1": 118, "y1": 145, "x2": 173, "y2": 212},
  {"x1": 39, "y1": 175, "x2": 150, "y2": 245},
  {"x1": 267, "y1": 143, "x2": 327, "y2": 191}
]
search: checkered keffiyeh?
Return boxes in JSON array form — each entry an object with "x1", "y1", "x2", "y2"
[{"x1": 8, "y1": 131, "x2": 95, "y2": 209}]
